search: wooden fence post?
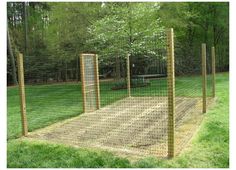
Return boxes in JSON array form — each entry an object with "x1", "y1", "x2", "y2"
[
  {"x1": 166, "y1": 28, "x2": 175, "y2": 158},
  {"x1": 17, "y1": 53, "x2": 28, "y2": 136},
  {"x1": 211, "y1": 47, "x2": 216, "y2": 98},
  {"x1": 127, "y1": 54, "x2": 131, "y2": 97},
  {"x1": 80, "y1": 54, "x2": 86, "y2": 113},
  {"x1": 94, "y1": 54, "x2": 101, "y2": 109},
  {"x1": 202, "y1": 44, "x2": 207, "y2": 113}
]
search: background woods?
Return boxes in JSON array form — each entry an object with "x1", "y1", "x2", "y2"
[{"x1": 7, "y1": 2, "x2": 229, "y2": 85}]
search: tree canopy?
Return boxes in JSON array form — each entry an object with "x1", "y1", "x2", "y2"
[{"x1": 7, "y1": 2, "x2": 229, "y2": 85}]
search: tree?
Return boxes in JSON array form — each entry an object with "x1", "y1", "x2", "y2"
[
  {"x1": 7, "y1": 28, "x2": 18, "y2": 85},
  {"x1": 7, "y1": 2, "x2": 229, "y2": 85},
  {"x1": 87, "y1": 2, "x2": 166, "y2": 78},
  {"x1": 159, "y1": 2, "x2": 229, "y2": 74}
]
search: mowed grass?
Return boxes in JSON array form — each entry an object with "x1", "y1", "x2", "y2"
[
  {"x1": 7, "y1": 73, "x2": 228, "y2": 167},
  {"x1": 7, "y1": 74, "x2": 213, "y2": 139},
  {"x1": 7, "y1": 81, "x2": 127, "y2": 139}
]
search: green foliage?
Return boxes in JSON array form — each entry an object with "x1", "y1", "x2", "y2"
[
  {"x1": 159, "y1": 2, "x2": 229, "y2": 75},
  {"x1": 7, "y1": 2, "x2": 229, "y2": 85},
  {"x1": 45, "y1": 3, "x2": 101, "y2": 60},
  {"x1": 87, "y1": 3, "x2": 165, "y2": 58},
  {"x1": 111, "y1": 78, "x2": 150, "y2": 90}
]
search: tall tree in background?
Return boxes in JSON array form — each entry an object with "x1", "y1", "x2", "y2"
[
  {"x1": 7, "y1": 2, "x2": 24, "y2": 85},
  {"x1": 7, "y1": 26, "x2": 18, "y2": 85},
  {"x1": 88, "y1": 2, "x2": 165, "y2": 77},
  {"x1": 7, "y1": 2, "x2": 51, "y2": 84},
  {"x1": 45, "y1": 2, "x2": 102, "y2": 81},
  {"x1": 159, "y1": 2, "x2": 229, "y2": 74},
  {"x1": 7, "y1": 2, "x2": 229, "y2": 85},
  {"x1": 23, "y1": 2, "x2": 28, "y2": 56}
]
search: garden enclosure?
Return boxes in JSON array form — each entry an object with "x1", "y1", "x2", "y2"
[{"x1": 11, "y1": 28, "x2": 216, "y2": 158}]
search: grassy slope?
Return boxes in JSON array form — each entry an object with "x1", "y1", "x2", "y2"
[{"x1": 7, "y1": 73, "x2": 229, "y2": 167}]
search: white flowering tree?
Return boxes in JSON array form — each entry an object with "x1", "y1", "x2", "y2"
[{"x1": 87, "y1": 2, "x2": 166, "y2": 77}]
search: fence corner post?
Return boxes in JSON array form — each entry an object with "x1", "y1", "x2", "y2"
[
  {"x1": 166, "y1": 28, "x2": 175, "y2": 158},
  {"x1": 80, "y1": 54, "x2": 86, "y2": 113},
  {"x1": 202, "y1": 43, "x2": 207, "y2": 113},
  {"x1": 94, "y1": 54, "x2": 101, "y2": 109},
  {"x1": 17, "y1": 53, "x2": 28, "y2": 136},
  {"x1": 211, "y1": 46, "x2": 216, "y2": 98}
]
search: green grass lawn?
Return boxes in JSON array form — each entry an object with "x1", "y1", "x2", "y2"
[
  {"x1": 7, "y1": 74, "x2": 213, "y2": 139},
  {"x1": 7, "y1": 81, "x2": 128, "y2": 139},
  {"x1": 7, "y1": 73, "x2": 228, "y2": 167}
]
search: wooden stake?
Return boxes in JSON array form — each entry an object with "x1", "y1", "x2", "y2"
[
  {"x1": 211, "y1": 47, "x2": 216, "y2": 98},
  {"x1": 127, "y1": 54, "x2": 131, "y2": 97},
  {"x1": 166, "y1": 28, "x2": 175, "y2": 158},
  {"x1": 80, "y1": 54, "x2": 86, "y2": 113},
  {"x1": 202, "y1": 44, "x2": 207, "y2": 113},
  {"x1": 94, "y1": 54, "x2": 101, "y2": 109},
  {"x1": 17, "y1": 53, "x2": 28, "y2": 136}
]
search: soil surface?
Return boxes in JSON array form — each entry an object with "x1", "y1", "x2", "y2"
[{"x1": 28, "y1": 97, "x2": 214, "y2": 158}]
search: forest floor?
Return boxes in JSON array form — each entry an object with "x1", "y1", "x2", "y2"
[{"x1": 7, "y1": 72, "x2": 229, "y2": 168}]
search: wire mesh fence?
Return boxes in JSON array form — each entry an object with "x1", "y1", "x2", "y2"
[
  {"x1": 7, "y1": 53, "x2": 82, "y2": 139},
  {"x1": 174, "y1": 40, "x2": 215, "y2": 153},
  {"x1": 8, "y1": 28, "x2": 216, "y2": 158}
]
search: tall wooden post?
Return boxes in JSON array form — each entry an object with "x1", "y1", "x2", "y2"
[
  {"x1": 127, "y1": 54, "x2": 131, "y2": 97},
  {"x1": 17, "y1": 53, "x2": 28, "y2": 136},
  {"x1": 94, "y1": 54, "x2": 101, "y2": 109},
  {"x1": 166, "y1": 28, "x2": 175, "y2": 158},
  {"x1": 211, "y1": 47, "x2": 216, "y2": 98},
  {"x1": 80, "y1": 54, "x2": 86, "y2": 113},
  {"x1": 202, "y1": 44, "x2": 207, "y2": 113}
]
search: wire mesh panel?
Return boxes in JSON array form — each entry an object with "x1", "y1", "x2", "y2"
[
  {"x1": 206, "y1": 46, "x2": 214, "y2": 98},
  {"x1": 21, "y1": 28, "x2": 216, "y2": 159},
  {"x1": 125, "y1": 32, "x2": 169, "y2": 156},
  {"x1": 80, "y1": 54, "x2": 100, "y2": 112},
  {"x1": 9, "y1": 54, "x2": 82, "y2": 140},
  {"x1": 174, "y1": 40, "x2": 214, "y2": 154},
  {"x1": 6, "y1": 1, "x2": 224, "y2": 162},
  {"x1": 99, "y1": 55, "x2": 128, "y2": 107},
  {"x1": 27, "y1": 33, "x2": 171, "y2": 157}
]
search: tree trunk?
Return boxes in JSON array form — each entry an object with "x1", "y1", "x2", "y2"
[
  {"x1": 70, "y1": 68, "x2": 73, "y2": 80},
  {"x1": 23, "y1": 2, "x2": 28, "y2": 56},
  {"x1": 57, "y1": 70, "x2": 61, "y2": 82},
  {"x1": 115, "y1": 56, "x2": 121, "y2": 80},
  {"x1": 65, "y1": 62, "x2": 68, "y2": 82},
  {"x1": 7, "y1": 29, "x2": 18, "y2": 85},
  {"x1": 212, "y1": 6, "x2": 217, "y2": 47}
]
